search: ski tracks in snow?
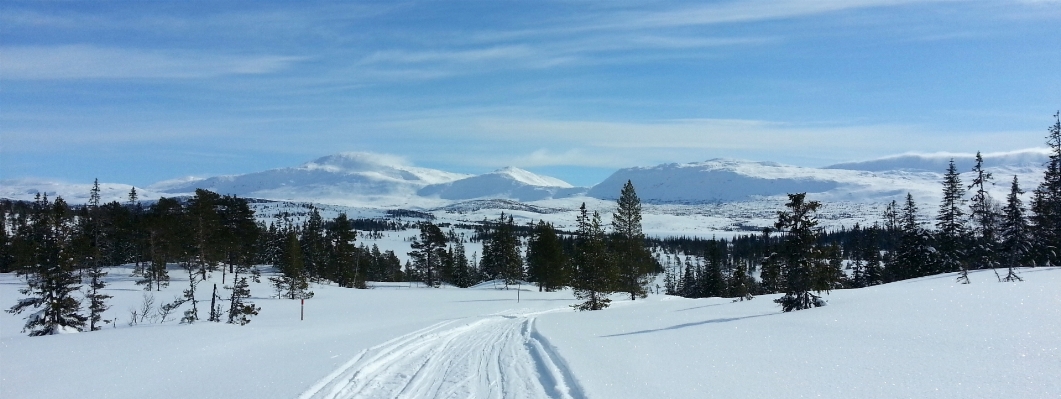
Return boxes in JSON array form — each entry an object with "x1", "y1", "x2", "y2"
[{"x1": 298, "y1": 309, "x2": 585, "y2": 399}]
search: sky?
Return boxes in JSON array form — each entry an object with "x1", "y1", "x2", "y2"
[{"x1": 2, "y1": 0, "x2": 1059, "y2": 187}]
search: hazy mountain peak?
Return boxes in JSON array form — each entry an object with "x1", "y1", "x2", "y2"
[{"x1": 490, "y1": 167, "x2": 574, "y2": 188}]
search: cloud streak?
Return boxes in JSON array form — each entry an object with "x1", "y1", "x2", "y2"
[{"x1": 1, "y1": 45, "x2": 303, "y2": 80}]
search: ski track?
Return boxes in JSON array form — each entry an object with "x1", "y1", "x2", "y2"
[{"x1": 298, "y1": 309, "x2": 585, "y2": 399}]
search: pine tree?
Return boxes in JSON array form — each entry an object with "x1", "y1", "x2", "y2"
[
  {"x1": 1000, "y1": 176, "x2": 1030, "y2": 282},
  {"x1": 408, "y1": 222, "x2": 446, "y2": 287},
  {"x1": 937, "y1": 160, "x2": 969, "y2": 283},
  {"x1": 1030, "y1": 111, "x2": 1061, "y2": 266},
  {"x1": 329, "y1": 213, "x2": 362, "y2": 288},
  {"x1": 226, "y1": 276, "x2": 260, "y2": 325},
  {"x1": 611, "y1": 180, "x2": 656, "y2": 300},
  {"x1": 526, "y1": 220, "x2": 567, "y2": 291},
  {"x1": 772, "y1": 193, "x2": 833, "y2": 312},
  {"x1": 571, "y1": 203, "x2": 614, "y2": 311}
]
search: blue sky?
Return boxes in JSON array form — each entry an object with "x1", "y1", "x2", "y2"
[{"x1": 2, "y1": 0, "x2": 1059, "y2": 187}]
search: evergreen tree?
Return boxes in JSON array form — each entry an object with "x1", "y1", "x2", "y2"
[
  {"x1": 1030, "y1": 111, "x2": 1061, "y2": 266},
  {"x1": 758, "y1": 228, "x2": 782, "y2": 294},
  {"x1": 886, "y1": 193, "x2": 936, "y2": 282},
  {"x1": 226, "y1": 275, "x2": 260, "y2": 325},
  {"x1": 968, "y1": 151, "x2": 1001, "y2": 279},
  {"x1": 6, "y1": 195, "x2": 87, "y2": 335},
  {"x1": 479, "y1": 214, "x2": 523, "y2": 287},
  {"x1": 771, "y1": 193, "x2": 833, "y2": 312},
  {"x1": 83, "y1": 179, "x2": 111, "y2": 331},
  {"x1": 937, "y1": 160, "x2": 969, "y2": 283},
  {"x1": 1000, "y1": 176, "x2": 1030, "y2": 282},
  {"x1": 270, "y1": 231, "x2": 313, "y2": 299},
  {"x1": 526, "y1": 220, "x2": 567, "y2": 291},
  {"x1": 611, "y1": 180, "x2": 656, "y2": 300},
  {"x1": 729, "y1": 260, "x2": 754, "y2": 301},
  {"x1": 408, "y1": 222, "x2": 446, "y2": 287},
  {"x1": 571, "y1": 203, "x2": 615, "y2": 311},
  {"x1": 329, "y1": 213, "x2": 362, "y2": 288}
]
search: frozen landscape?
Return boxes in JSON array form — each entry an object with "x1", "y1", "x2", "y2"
[
  {"x1": 4, "y1": 1, "x2": 1059, "y2": 398},
  {"x1": 2, "y1": 264, "x2": 1058, "y2": 399}
]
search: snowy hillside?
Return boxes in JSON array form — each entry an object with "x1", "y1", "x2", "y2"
[
  {"x1": 0, "y1": 178, "x2": 166, "y2": 204},
  {"x1": 2, "y1": 266, "x2": 1057, "y2": 399},
  {"x1": 418, "y1": 167, "x2": 586, "y2": 201}
]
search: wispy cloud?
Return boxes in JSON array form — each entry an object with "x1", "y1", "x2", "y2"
[{"x1": 1, "y1": 45, "x2": 303, "y2": 80}]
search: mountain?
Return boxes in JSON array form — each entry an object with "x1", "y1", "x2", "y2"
[
  {"x1": 824, "y1": 149, "x2": 1049, "y2": 173},
  {"x1": 588, "y1": 159, "x2": 848, "y2": 203},
  {"x1": 418, "y1": 167, "x2": 586, "y2": 202},
  {"x1": 150, "y1": 152, "x2": 469, "y2": 207},
  {"x1": 587, "y1": 157, "x2": 1045, "y2": 205}
]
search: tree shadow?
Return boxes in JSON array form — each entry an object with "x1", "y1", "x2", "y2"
[
  {"x1": 674, "y1": 303, "x2": 725, "y2": 312},
  {"x1": 600, "y1": 312, "x2": 776, "y2": 338}
]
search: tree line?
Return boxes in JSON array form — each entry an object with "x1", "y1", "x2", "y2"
[{"x1": 659, "y1": 113, "x2": 1061, "y2": 311}]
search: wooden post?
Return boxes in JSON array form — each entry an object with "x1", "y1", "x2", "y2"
[{"x1": 301, "y1": 298, "x2": 304, "y2": 321}]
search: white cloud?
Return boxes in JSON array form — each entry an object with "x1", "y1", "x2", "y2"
[{"x1": 1, "y1": 45, "x2": 303, "y2": 80}]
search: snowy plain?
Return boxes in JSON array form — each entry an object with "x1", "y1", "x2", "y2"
[{"x1": 3, "y1": 265, "x2": 1058, "y2": 399}]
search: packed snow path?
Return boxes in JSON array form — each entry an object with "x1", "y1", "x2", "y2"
[{"x1": 298, "y1": 309, "x2": 585, "y2": 399}]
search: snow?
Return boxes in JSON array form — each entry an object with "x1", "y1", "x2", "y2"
[
  {"x1": 418, "y1": 167, "x2": 584, "y2": 202},
  {"x1": 3, "y1": 266, "x2": 1058, "y2": 399},
  {"x1": 2, "y1": 151, "x2": 1049, "y2": 231},
  {"x1": 825, "y1": 148, "x2": 1050, "y2": 172}
]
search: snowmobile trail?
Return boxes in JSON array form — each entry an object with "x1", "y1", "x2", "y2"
[{"x1": 298, "y1": 309, "x2": 585, "y2": 399}]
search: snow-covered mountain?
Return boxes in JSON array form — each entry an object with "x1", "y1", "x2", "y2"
[
  {"x1": 825, "y1": 149, "x2": 1049, "y2": 173},
  {"x1": 418, "y1": 167, "x2": 586, "y2": 202},
  {"x1": 149, "y1": 152, "x2": 470, "y2": 207},
  {"x1": 2, "y1": 150, "x2": 1049, "y2": 219},
  {"x1": 587, "y1": 155, "x2": 1045, "y2": 205}
]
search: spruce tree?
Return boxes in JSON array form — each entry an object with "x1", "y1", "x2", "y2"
[
  {"x1": 83, "y1": 179, "x2": 111, "y2": 331},
  {"x1": 1030, "y1": 111, "x2": 1061, "y2": 266},
  {"x1": 729, "y1": 260, "x2": 753, "y2": 301},
  {"x1": 772, "y1": 193, "x2": 833, "y2": 312},
  {"x1": 937, "y1": 159, "x2": 969, "y2": 283},
  {"x1": 1000, "y1": 176, "x2": 1030, "y2": 281},
  {"x1": 886, "y1": 193, "x2": 936, "y2": 282},
  {"x1": 6, "y1": 195, "x2": 87, "y2": 335},
  {"x1": 611, "y1": 180, "x2": 656, "y2": 300},
  {"x1": 967, "y1": 151, "x2": 1001, "y2": 279},
  {"x1": 571, "y1": 203, "x2": 614, "y2": 311}
]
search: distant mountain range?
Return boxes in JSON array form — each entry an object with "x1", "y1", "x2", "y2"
[{"x1": 1, "y1": 149, "x2": 1050, "y2": 209}]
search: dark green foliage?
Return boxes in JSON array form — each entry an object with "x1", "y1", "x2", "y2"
[
  {"x1": 1030, "y1": 112, "x2": 1061, "y2": 266},
  {"x1": 526, "y1": 220, "x2": 568, "y2": 292},
  {"x1": 967, "y1": 151, "x2": 1001, "y2": 280},
  {"x1": 6, "y1": 195, "x2": 87, "y2": 335},
  {"x1": 408, "y1": 222, "x2": 447, "y2": 287},
  {"x1": 937, "y1": 160, "x2": 970, "y2": 283},
  {"x1": 1000, "y1": 176, "x2": 1030, "y2": 282},
  {"x1": 611, "y1": 180, "x2": 657, "y2": 300},
  {"x1": 571, "y1": 204, "x2": 615, "y2": 311},
  {"x1": 886, "y1": 193, "x2": 936, "y2": 282},
  {"x1": 770, "y1": 193, "x2": 835, "y2": 312},
  {"x1": 479, "y1": 214, "x2": 523, "y2": 287}
]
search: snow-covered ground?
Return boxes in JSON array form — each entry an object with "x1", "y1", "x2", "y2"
[{"x1": 3, "y1": 266, "x2": 1058, "y2": 399}]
